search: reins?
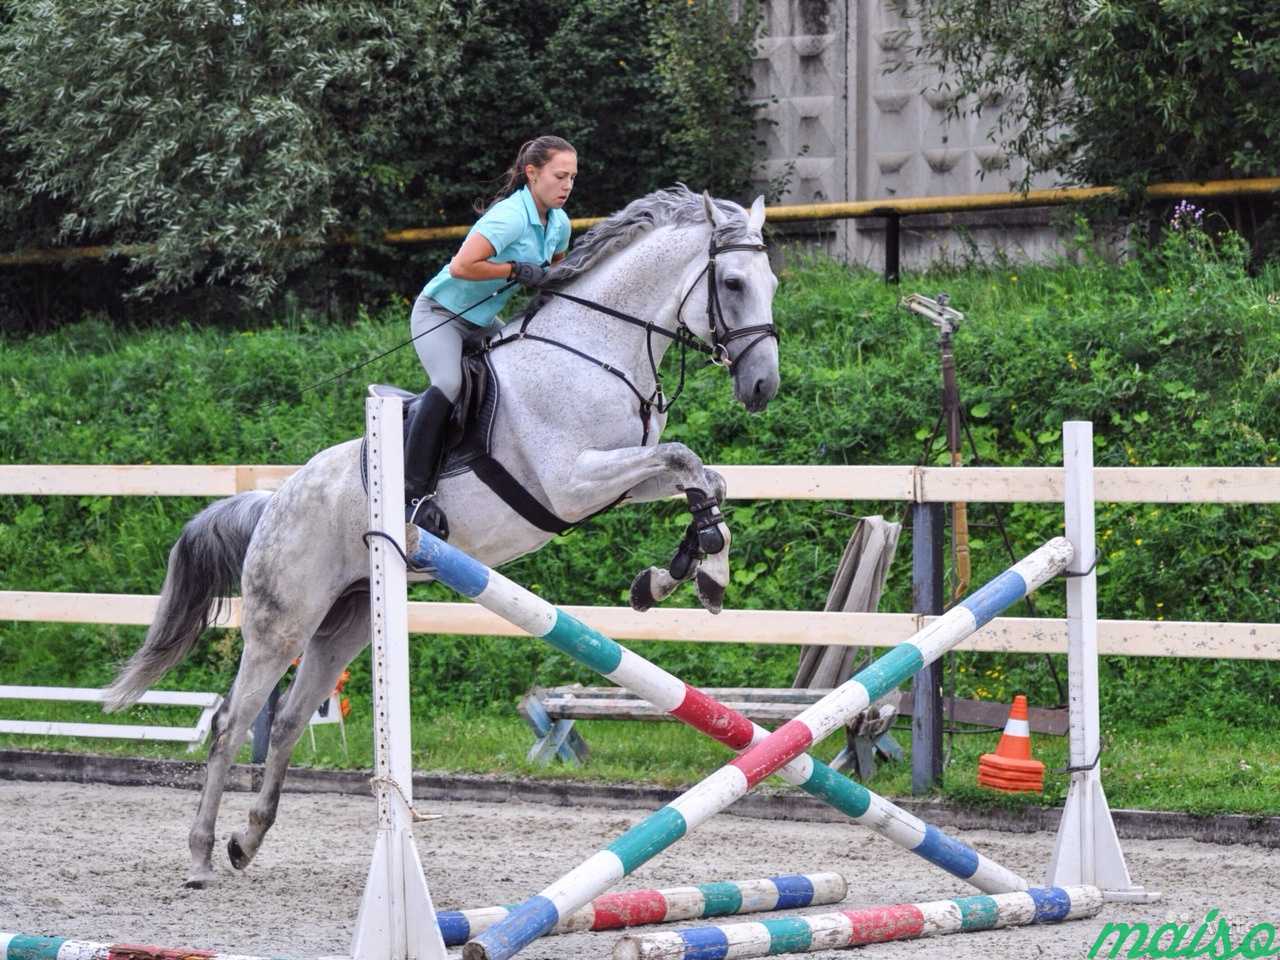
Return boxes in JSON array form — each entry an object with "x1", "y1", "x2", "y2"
[{"x1": 528, "y1": 286, "x2": 707, "y2": 428}]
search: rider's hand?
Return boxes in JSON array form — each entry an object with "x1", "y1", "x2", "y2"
[{"x1": 508, "y1": 261, "x2": 549, "y2": 288}]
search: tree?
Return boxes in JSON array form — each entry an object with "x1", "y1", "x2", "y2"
[
  {"x1": 349, "y1": 0, "x2": 765, "y2": 222},
  {"x1": 0, "y1": 0, "x2": 767, "y2": 316},
  {"x1": 651, "y1": 0, "x2": 764, "y2": 201},
  {"x1": 0, "y1": 0, "x2": 457, "y2": 305},
  {"x1": 907, "y1": 0, "x2": 1280, "y2": 198}
]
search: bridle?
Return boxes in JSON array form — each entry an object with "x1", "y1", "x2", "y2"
[
  {"x1": 676, "y1": 236, "x2": 778, "y2": 369},
  {"x1": 490, "y1": 231, "x2": 778, "y2": 441}
]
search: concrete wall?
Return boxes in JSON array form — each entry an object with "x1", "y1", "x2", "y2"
[{"x1": 751, "y1": 0, "x2": 1061, "y2": 272}]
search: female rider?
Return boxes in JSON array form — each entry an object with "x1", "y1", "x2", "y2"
[{"x1": 404, "y1": 135, "x2": 577, "y2": 533}]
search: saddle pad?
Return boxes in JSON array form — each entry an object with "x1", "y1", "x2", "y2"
[
  {"x1": 359, "y1": 354, "x2": 498, "y2": 497},
  {"x1": 441, "y1": 351, "x2": 500, "y2": 478}
]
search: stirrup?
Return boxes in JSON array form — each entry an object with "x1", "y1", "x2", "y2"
[{"x1": 407, "y1": 496, "x2": 450, "y2": 542}]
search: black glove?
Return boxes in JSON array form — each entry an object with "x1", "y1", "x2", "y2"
[{"x1": 508, "y1": 260, "x2": 549, "y2": 288}]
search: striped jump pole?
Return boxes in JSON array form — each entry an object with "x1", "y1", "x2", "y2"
[
  {"x1": 0, "y1": 932, "x2": 296, "y2": 960},
  {"x1": 613, "y1": 885, "x2": 1104, "y2": 960},
  {"x1": 431, "y1": 536, "x2": 1074, "y2": 960},
  {"x1": 409, "y1": 528, "x2": 1031, "y2": 897},
  {"x1": 439, "y1": 873, "x2": 847, "y2": 946}
]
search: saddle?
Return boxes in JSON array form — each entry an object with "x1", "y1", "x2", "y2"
[
  {"x1": 366, "y1": 348, "x2": 573, "y2": 534},
  {"x1": 369, "y1": 350, "x2": 495, "y2": 456}
]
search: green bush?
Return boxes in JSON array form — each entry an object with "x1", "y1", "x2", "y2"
[
  {"x1": 650, "y1": 0, "x2": 763, "y2": 199},
  {"x1": 907, "y1": 0, "x2": 1280, "y2": 258},
  {"x1": 0, "y1": 0, "x2": 455, "y2": 306}
]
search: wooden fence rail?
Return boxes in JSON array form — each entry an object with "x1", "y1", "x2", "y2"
[
  {"x1": 2, "y1": 463, "x2": 1277, "y2": 503},
  {"x1": 2, "y1": 461, "x2": 1276, "y2": 661},
  {"x1": 3, "y1": 591, "x2": 1277, "y2": 662}
]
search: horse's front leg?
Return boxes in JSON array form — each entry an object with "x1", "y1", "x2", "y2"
[{"x1": 556, "y1": 445, "x2": 730, "y2": 614}]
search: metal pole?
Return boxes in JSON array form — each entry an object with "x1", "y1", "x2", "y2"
[
  {"x1": 884, "y1": 213, "x2": 901, "y2": 284},
  {"x1": 911, "y1": 501, "x2": 944, "y2": 794},
  {"x1": 250, "y1": 685, "x2": 279, "y2": 764},
  {"x1": 938, "y1": 306, "x2": 971, "y2": 600}
]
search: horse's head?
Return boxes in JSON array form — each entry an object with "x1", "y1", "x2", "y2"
[
  {"x1": 679, "y1": 193, "x2": 780, "y2": 414},
  {"x1": 543, "y1": 185, "x2": 780, "y2": 413}
]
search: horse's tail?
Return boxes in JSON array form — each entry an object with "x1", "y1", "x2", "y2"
[{"x1": 103, "y1": 491, "x2": 272, "y2": 712}]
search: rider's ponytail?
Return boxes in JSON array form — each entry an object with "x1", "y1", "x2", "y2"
[{"x1": 477, "y1": 135, "x2": 576, "y2": 213}]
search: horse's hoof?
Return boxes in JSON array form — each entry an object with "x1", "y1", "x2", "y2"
[
  {"x1": 696, "y1": 571, "x2": 725, "y2": 615},
  {"x1": 227, "y1": 835, "x2": 251, "y2": 871},
  {"x1": 184, "y1": 870, "x2": 214, "y2": 889},
  {"x1": 630, "y1": 569, "x2": 655, "y2": 612}
]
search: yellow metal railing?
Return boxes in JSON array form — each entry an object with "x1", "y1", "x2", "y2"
[
  {"x1": 762, "y1": 177, "x2": 1280, "y2": 222},
  {"x1": 3, "y1": 176, "x2": 1278, "y2": 274}
]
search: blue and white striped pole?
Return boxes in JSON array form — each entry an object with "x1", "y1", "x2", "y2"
[
  {"x1": 438, "y1": 873, "x2": 847, "y2": 945},
  {"x1": 408, "y1": 532, "x2": 1073, "y2": 960}
]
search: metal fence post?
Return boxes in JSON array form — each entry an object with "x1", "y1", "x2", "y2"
[
  {"x1": 884, "y1": 213, "x2": 901, "y2": 284},
  {"x1": 911, "y1": 501, "x2": 945, "y2": 793},
  {"x1": 250, "y1": 685, "x2": 280, "y2": 764}
]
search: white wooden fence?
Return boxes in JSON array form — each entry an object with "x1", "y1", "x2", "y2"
[{"x1": 2, "y1": 462, "x2": 1277, "y2": 660}]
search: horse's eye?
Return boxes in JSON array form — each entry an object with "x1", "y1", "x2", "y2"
[{"x1": 724, "y1": 277, "x2": 744, "y2": 292}]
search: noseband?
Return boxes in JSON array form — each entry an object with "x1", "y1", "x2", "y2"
[{"x1": 677, "y1": 237, "x2": 779, "y2": 369}]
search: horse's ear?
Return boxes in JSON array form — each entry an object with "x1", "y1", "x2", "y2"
[
  {"x1": 747, "y1": 195, "x2": 766, "y2": 233},
  {"x1": 702, "y1": 190, "x2": 727, "y2": 228}
]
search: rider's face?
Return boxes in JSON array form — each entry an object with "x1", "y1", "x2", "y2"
[{"x1": 526, "y1": 150, "x2": 577, "y2": 214}]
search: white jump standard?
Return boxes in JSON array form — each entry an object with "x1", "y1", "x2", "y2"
[{"x1": 355, "y1": 398, "x2": 448, "y2": 960}]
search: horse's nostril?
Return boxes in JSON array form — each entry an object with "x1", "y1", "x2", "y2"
[{"x1": 753, "y1": 378, "x2": 766, "y2": 396}]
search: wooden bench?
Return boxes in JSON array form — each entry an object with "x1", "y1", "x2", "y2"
[
  {"x1": 518, "y1": 685, "x2": 903, "y2": 777},
  {"x1": 518, "y1": 685, "x2": 1068, "y2": 779}
]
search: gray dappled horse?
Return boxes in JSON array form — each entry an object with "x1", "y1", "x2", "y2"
[{"x1": 104, "y1": 187, "x2": 781, "y2": 888}]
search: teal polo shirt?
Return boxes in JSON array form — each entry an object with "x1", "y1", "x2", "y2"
[{"x1": 421, "y1": 186, "x2": 571, "y2": 328}]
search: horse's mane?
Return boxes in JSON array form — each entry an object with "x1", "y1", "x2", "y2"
[{"x1": 547, "y1": 185, "x2": 753, "y2": 283}]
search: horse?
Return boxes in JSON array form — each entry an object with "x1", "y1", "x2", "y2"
[{"x1": 103, "y1": 186, "x2": 781, "y2": 889}]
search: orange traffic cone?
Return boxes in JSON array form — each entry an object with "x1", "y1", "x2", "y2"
[{"x1": 977, "y1": 695, "x2": 1045, "y2": 793}]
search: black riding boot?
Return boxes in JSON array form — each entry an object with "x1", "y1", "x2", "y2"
[{"x1": 403, "y1": 386, "x2": 454, "y2": 539}]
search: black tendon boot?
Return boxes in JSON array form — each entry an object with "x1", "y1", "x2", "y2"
[{"x1": 403, "y1": 386, "x2": 454, "y2": 539}]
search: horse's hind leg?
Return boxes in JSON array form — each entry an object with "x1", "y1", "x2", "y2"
[
  {"x1": 227, "y1": 587, "x2": 370, "y2": 872},
  {"x1": 187, "y1": 632, "x2": 303, "y2": 887},
  {"x1": 186, "y1": 576, "x2": 332, "y2": 887}
]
